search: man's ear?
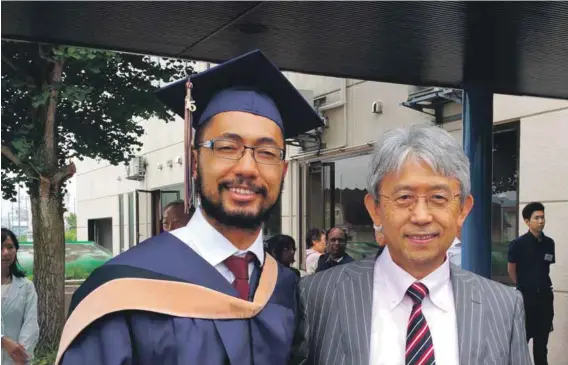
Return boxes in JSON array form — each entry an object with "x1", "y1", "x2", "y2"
[
  {"x1": 364, "y1": 193, "x2": 382, "y2": 227},
  {"x1": 282, "y1": 161, "x2": 289, "y2": 179},
  {"x1": 457, "y1": 194, "x2": 474, "y2": 229}
]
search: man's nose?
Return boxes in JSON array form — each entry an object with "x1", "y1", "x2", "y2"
[
  {"x1": 409, "y1": 198, "x2": 433, "y2": 225},
  {"x1": 233, "y1": 149, "x2": 260, "y2": 177}
]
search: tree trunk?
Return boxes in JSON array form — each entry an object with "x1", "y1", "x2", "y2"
[{"x1": 31, "y1": 193, "x2": 66, "y2": 353}]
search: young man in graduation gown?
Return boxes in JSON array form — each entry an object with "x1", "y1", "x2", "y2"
[{"x1": 56, "y1": 50, "x2": 323, "y2": 365}]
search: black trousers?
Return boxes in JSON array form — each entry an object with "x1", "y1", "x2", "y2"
[{"x1": 520, "y1": 289, "x2": 554, "y2": 365}]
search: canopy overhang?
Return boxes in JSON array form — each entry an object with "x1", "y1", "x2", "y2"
[{"x1": 3, "y1": 1, "x2": 568, "y2": 99}]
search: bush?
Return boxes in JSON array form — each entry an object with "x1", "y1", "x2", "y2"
[
  {"x1": 32, "y1": 349, "x2": 57, "y2": 365},
  {"x1": 65, "y1": 265, "x2": 91, "y2": 280}
]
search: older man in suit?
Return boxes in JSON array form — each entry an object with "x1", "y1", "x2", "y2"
[{"x1": 290, "y1": 124, "x2": 531, "y2": 365}]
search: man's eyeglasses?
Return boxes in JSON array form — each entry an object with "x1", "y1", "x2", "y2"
[
  {"x1": 197, "y1": 139, "x2": 285, "y2": 165},
  {"x1": 380, "y1": 192, "x2": 461, "y2": 210}
]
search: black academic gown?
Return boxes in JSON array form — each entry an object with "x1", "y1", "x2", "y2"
[{"x1": 56, "y1": 233, "x2": 297, "y2": 365}]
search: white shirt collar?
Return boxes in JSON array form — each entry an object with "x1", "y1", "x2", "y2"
[
  {"x1": 180, "y1": 208, "x2": 265, "y2": 267},
  {"x1": 377, "y1": 246, "x2": 452, "y2": 312},
  {"x1": 451, "y1": 237, "x2": 461, "y2": 247}
]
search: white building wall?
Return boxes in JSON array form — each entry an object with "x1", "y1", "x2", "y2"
[{"x1": 75, "y1": 116, "x2": 187, "y2": 254}]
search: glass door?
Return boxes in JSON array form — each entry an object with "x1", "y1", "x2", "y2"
[
  {"x1": 306, "y1": 162, "x2": 335, "y2": 232},
  {"x1": 158, "y1": 190, "x2": 181, "y2": 233},
  {"x1": 135, "y1": 190, "x2": 153, "y2": 244}
]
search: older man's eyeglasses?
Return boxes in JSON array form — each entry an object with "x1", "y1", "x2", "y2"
[
  {"x1": 198, "y1": 139, "x2": 285, "y2": 165},
  {"x1": 380, "y1": 192, "x2": 461, "y2": 210}
]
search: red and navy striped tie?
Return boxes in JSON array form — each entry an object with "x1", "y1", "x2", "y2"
[{"x1": 405, "y1": 282, "x2": 435, "y2": 365}]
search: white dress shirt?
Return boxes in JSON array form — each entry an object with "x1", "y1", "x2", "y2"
[
  {"x1": 369, "y1": 247, "x2": 459, "y2": 365},
  {"x1": 169, "y1": 208, "x2": 265, "y2": 284}
]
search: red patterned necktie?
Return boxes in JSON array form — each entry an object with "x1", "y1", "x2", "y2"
[
  {"x1": 224, "y1": 252, "x2": 256, "y2": 301},
  {"x1": 405, "y1": 282, "x2": 436, "y2": 365}
]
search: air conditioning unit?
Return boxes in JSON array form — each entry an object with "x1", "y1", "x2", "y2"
[{"x1": 125, "y1": 156, "x2": 146, "y2": 181}]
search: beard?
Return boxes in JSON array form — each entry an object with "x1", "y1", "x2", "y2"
[{"x1": 196, "y1": 168, "x2": 283, "y2": 230}]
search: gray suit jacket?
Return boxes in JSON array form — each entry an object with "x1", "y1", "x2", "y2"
[{"x1": 290, "y1": 258, "x2": 531, "y2": 365}]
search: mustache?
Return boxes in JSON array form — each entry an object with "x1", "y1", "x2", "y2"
[{"x1": 219, "y1": 178, "x2": 267, "y2": 197}]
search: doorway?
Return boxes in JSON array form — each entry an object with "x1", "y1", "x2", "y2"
[
  {"x1": 87, "y1": 218, "x2": 113, "y2": 252},
  {"x1": 306, "y1": 161, "x2": 335, "y2": 231},
  {"x1": 135, "y1": 189, "x2": 181, "y2": 244}
]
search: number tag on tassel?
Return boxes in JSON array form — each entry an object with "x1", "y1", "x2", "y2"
[{"x1": 185, "y1": 96, "x2": 196, "y2": 112}]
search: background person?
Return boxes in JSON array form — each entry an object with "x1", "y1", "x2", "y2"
[
  {"x1": 305, "y1": 228, "x2": 326, "y2": 275},
  {"x1": 266, "y1": 234, "x2": 301, "y2": 278},
  {"x1": 162, "y1": 200, "x2": 191, "y2": 232},
  {"x1": 1, "y1": 228, "x2": 39, "y2": 365},
  {"x1": 315, "y1": 227, "x2": 354, "y2": 272},
  {"x1": 508, "y1": 202, "x2": 555, "y2": 365}
]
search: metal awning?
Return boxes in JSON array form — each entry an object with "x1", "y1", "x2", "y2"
[{"x1": 3, "y1": 2, "x2": 568, "y2": 99}]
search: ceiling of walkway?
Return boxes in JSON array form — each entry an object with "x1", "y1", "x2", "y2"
[{"x1": 3, "y1": 2, "x2": 568, "y2": 99}]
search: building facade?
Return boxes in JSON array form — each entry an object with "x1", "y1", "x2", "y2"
[{"x1": 75, "y1": 64, "x2": 568, "y2": 363}]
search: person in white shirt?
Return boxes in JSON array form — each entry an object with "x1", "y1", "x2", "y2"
[
  {"x1": 304, "y1": 228, "x2": 326, "y2": 275},
  {"x1": 291, "y1": 124, "x2": 531, "y2": 365}
]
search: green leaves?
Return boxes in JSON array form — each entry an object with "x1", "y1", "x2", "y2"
[
  {"x1": 60, "y1": 85, "x2": 93, "y2": 102},
  {"x1": 1, "y1": 40, "x2": 194, "y2": 201},
  {"x1": 52, "y1": 46, "x2": 114, "y2": 61},
  {"x1": 31, "y1": 89, "x2": 50, "y2": 107},
  {"x1": 11, "y1": 137, "x2": 34, "y2": 158}
]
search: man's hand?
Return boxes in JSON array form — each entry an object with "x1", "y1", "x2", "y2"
[{"x1": 1, "y1": 336, "x2": 29, "y2": 363}]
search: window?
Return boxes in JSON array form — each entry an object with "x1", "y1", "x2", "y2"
[
  {"x1": 306, "y1": 153, "x2": 379, "y2": 261},
  {"x1": 491, "y1": 122, "x2": 520, "y2": 285},
  {"x1": 333, "y1": 154, "x2": 377, "y2": 260}
]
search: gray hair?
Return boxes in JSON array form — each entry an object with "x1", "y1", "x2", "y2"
[{"x1": 367, "y1": 124, "x2": 470, "y2": 202}]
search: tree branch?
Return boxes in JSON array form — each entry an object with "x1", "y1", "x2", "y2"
[
  {"x1": 1, "y1": 144, "x2": 22, "y2": 166},
  {"x1": 1, "y1": 144, "x2": 41, "y2": 181},
  {"x1": 53, "y1": 162, "x2": 76, "y2": 185},
  {"x1": 1, "y1": 55, "x2": 36, "y2": 86}
]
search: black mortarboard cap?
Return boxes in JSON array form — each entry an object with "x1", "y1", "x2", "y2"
[{"x1": 155, "y1": 49, "x2": 323, "y2": 139}]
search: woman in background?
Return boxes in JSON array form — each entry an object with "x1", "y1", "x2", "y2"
[
  {"x1": 1, "y1": 228, "x2": 39, "y2": 365},
  {"x1": 266, "y1": 234, "x2": 301, "y2": 278}
]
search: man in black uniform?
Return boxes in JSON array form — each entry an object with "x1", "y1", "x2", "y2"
[{"x1": 508, "y1": 202, "x2": 555, "y2": 365}]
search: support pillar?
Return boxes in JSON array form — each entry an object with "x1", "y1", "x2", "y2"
[{"x1": 461, "y1": 86, "x2": 493, "y2": 278}]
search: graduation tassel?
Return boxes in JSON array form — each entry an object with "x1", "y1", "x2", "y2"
[{"x1": 184, "y1": 78, "x2": 196, "y2": 215}]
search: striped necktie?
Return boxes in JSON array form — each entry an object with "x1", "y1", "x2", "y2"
[{"x1": 405, "y1": 282, "x2": 435, "y2": 365}]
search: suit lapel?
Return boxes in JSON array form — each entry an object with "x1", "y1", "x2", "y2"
[
  {"x1": 337, "y1": 258, "x2": 374, "y2": 365},
  {"x1": 451, "y1": 266, "x2": 484, "y2": 365}
]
